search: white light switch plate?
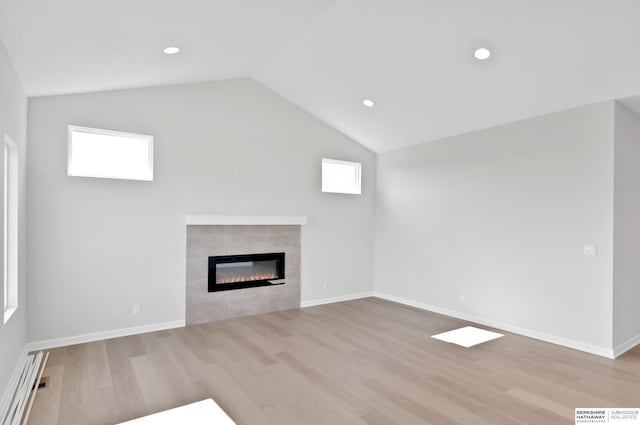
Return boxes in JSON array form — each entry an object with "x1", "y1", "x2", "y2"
[{"x1": 583, "y1": 244, "x2": 597, "y2": 256}]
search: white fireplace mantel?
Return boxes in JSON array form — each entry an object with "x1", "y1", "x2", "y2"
[{"x1": 185, "y1": 215, "x2": 308, "y2": 226}]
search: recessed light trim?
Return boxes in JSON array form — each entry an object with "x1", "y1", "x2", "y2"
[
  {"x1": 163, "y1": 46, "x2": 181, "y2": 55},
  {"x1": 362, "y1": 99, "x2": 375, "y2": 107},
  {"x1": 474, "y1": 47, "x2": 491, "y2": 61}
]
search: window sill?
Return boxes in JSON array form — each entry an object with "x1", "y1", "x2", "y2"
[{"x1": 3, "y1": 306, "x2": 17, "y2": 324}]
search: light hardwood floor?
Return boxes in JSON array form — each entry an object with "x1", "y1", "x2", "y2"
[{"x1": 27, "y1": 298, "x2": 640, "y2": 425}]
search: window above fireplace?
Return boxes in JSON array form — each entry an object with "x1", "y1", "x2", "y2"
[
  {"x1": 67, "y1": 125, "x2": 154, "y2": 181},
  {"x1": 321, "y1": 158, "x2": 361, "y2": 195}
]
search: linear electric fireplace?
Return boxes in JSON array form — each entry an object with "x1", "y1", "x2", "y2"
[{"x1": 208, "y1": 252, "x2": 285, "y2": 292}]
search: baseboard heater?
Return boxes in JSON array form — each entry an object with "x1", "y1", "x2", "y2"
[{"x1": 0, "y1": 351, "x2": 49, "y2": 425}]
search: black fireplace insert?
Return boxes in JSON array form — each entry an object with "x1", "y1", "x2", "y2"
[{"x1": 208, "y1": 252, "x2": 285, "y2": 292}]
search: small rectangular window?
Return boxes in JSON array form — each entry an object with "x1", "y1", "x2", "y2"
[
  {"x1": 3, "y1": 134, "x2": 18, "y2": 324},
  {"x1": 68, "y1": 126, "x2": 154, "y2": 181},
  {"x1": 321, "y1": 158, "x2": 362, "y2": 194}
]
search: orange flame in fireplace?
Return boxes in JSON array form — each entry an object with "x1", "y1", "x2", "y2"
[{"x1": 216, "y1": 272, "x2": 278, "y2": 284}]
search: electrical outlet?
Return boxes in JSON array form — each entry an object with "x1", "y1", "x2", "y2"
[
  {"x1": 459, "y1": 294, "x2": 465, "y2": 303},
  {"x1": 322, "y1": 282, "x2": 328, "y2": 291},
  {"x1": 132, "y1": 304, "x2": 140, "y2": 315}
]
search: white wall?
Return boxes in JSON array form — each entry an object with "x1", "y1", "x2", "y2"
[
  {"x1": 0, "y1": 40, "x2": 28, "y2": 397},
  {"x1": 613, "y1": 101, "x2": 640, "y2": 348},
  {"x1": 375, "y1": 102, "x2": 615, "y2": 352},
  {"x1": 27, "y1": 79, "x2": 375, "y2": 342}
]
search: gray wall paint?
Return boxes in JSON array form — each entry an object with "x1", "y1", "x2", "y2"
[
  {"x1": 374, "y1": 102, "x2": 615, "y2": 350},
  {"x1": 27, "y1": 79, "x2": 375, "y2": 341},
  {"x1": 0, "y1": 40, "x2": 28, "y2": 397},
  {"x1": 613, "y1": 101, "x2": 640, "y2": 347}
]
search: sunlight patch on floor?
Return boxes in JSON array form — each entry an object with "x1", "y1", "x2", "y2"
[
  {"x1": 431, "y1": 326, "x2": 504, "y2": 348},
  {"x1": 117, "y1": 399, "x2": 235, "y2": 425}
]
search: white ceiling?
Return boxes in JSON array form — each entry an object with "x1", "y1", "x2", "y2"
[
  {"x1": 2, "y1": 1, "x2": 640, "y2": 152},
  {"x1": 0, "y1": 0, "x2": 338, "y2": 95}
]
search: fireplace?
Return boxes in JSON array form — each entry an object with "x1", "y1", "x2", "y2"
[
  {"x1": 187, "y1": 224, "x2": 300, "y2": 325},
  {"x1": 208, "y1": 252, "x2": 285, "y2": 292}
]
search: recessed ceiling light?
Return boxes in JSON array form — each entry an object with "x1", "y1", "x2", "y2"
[
  {"x1": 163, "y1": 46, "x2": 180, "y2": 55},
  {"x1": 474, "y1": 47, "x2": 491, "y2": 61},
  {"x1": 362, "y1": 99, "x2": 375, "y2": 107}
]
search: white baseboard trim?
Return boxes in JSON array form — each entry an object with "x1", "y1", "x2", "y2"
[
  {"x1": 25, "y1": 320, "x2": 185, "y2": 352},
  {"x1": 613, "y1": 333, "x2": 640, "y2": 358},
  {"x1": 301, "y1": 291, "x2": 374, "y2": 308},
  {"x1": 374, "y1": 291, "x2": 615, "y2": 359},
  {"x1": 17, "y1": 295, "x2": 630, "y2": 360}
]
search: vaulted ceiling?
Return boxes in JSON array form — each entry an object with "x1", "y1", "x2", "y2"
[{"x1": 2, "y1": 0, "x2": 640, "y2": 152}]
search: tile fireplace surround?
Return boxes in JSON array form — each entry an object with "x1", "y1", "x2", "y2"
[{"x1": 186, "y1": 217, "x2": 304, "y2": 325}]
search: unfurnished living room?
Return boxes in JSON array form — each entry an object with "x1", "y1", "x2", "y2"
[{"x1": 1, "y1": 1, "x2": 640, "y2": 424}]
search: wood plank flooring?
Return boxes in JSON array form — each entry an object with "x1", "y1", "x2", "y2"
[{"x1": 27, "y1": 298, "x2": 640, "y2": 425}]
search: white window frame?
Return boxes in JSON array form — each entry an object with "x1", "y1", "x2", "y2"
[
  {"x1": 67, "y1": 125, "x2": 154, "y2": 181},
  {"x1": 3, "y1": 134, "x2": 18, "y2": 324},
  {"x1": 321, "y1": 158, "x2": 362, "y2": 195}
]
